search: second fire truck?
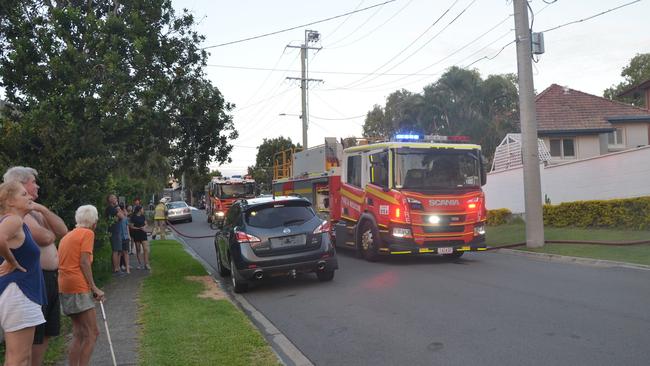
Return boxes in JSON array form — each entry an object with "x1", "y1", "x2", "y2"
[
  {"x1": 272, "y1": 135, "x2": 488, "y2": 261},
  {"x1": 206, "y1": 176, "x2": 256, "y2": 226}
]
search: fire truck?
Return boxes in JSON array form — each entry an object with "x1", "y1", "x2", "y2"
[
  {"x1": 272, "y1": 135, "x2": 488, "y2": 261},
  {"x1": 206, "y1": 176, "x2": 257, "y2": 225}
]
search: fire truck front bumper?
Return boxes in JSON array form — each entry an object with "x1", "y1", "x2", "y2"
[{"x1": 378, "y1": 236, "x2": 487, "y2": 256}]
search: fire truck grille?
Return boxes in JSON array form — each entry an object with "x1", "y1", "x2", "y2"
[{"x1": 422, "y1": 225, "x2": 465, "y2": 234}]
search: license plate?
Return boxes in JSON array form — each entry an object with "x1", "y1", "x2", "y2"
[
  {"x1": 437, "y1": 247, "x2": 454, "y2": 254},
  {"x1": 271, "y1": 234, "x2": 306, "y2": 248}
]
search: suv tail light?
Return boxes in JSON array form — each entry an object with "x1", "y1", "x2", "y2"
[
  {"x1": 235, "y1": 231, "x2": 261, "y2": 244},
  {"x1": 313, "y1": 220, "x2": 331, "y2": 235}
]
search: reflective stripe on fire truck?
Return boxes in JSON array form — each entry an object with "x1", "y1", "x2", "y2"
[
  {"x1": 340, "y1": 189, "x2": 364, "y2": 204},
  {"x1": 364, "y1": 186, "x2": 399, "y2": 205}
]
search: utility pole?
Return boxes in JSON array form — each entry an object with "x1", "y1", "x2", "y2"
[
  {"x1": 513, "y1": 0, "x2": 544, "y2": 248},
  {"x1": 287, "y1": 29, "x2": 322, "y2": 149}
]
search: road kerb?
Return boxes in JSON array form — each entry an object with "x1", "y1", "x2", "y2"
[{"x1": 496, "y1": 248, "x2": 650, "y2": 271}]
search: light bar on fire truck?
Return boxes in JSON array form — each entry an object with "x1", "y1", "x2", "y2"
[{"x1": 393, "y1": 134, "x2": 471, "y2": 143}]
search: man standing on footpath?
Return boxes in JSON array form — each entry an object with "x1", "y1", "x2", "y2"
[
  {"x1": 3, "y1": 166, "x2": 69, "y2": 366},
  {"x1": 106, "y1": 194, "x2": 125, "y2": 274},
  {"x1": 152, "y1": 199, "x2": 167, "y2": 240}
]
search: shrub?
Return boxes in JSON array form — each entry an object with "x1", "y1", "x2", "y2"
[
  {"x1": 543, "y1": 196, "x2": 650, "y2": 230},
  {"x1": 487, "y1": 208, "x2": 512, "y2": 226}
]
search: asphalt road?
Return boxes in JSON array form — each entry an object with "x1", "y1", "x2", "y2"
[{"x1": 175, "y1": 209, "x2": 650, "y2": 366}]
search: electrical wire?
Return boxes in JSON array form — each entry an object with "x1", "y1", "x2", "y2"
[
  {"x1": 205, "y1": 64, "x2": 442, "y2": 77},
  {"x1": 540, "y1": 0, "x2": 642, "y2": 33},
  {"x1": 202, "y1": 0, "x2": 397, "y2": 49},
  {"x1": 342, "y1": 0, "x2": 461, "y2": 89},
  {"x1": 325, "y1": 0, "x2": 415, "y2": 50},
  {"x1": 348, "y1": 0, "x2": 479, "y2": 89}
]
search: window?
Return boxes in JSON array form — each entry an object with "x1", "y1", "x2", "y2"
[
  {"x1": 369, "y1": 152, "x2": 388, "y2": 188},
  {"x1": 245, "y1": 201, "x2": 315, "y2": 229},
  {"x1": 346, "y1": 155, "x2": 361, "y2": 187},
  {"x1": 225, "y1": 204, "x2": 241, "y2": 227},
  {"x1": 549, "y1": 138, "x2": 575, "y2": 158},
  {"x1": 608, "y1": 128, "x2": 624, "y2": 146}
]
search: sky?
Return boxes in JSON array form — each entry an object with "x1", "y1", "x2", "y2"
[{"x1": 171, "y1": 0, "x2": 650, "y2": 177}]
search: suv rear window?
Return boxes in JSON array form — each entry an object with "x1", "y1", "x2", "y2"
[{"x1": 245, "y1": 201, "x2": 315, "y2": 229}]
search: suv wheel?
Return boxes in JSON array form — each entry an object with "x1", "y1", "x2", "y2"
[
  {"x1": 215, "y1": 246, "x2": 230, "y2": 277},
  {"x1": 316, "y1": 270, "x2": 335, "y2": 282},
  {"x1": 230, "y1": 258, "x2": 248, "y2": 293},
  {"x1": 359, "y1": 221, "x2": 379, "y2": 262}
]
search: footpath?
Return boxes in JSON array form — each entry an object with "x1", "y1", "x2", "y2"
[{"x1": 90, "y1": 252, "x2": 147, "y2": 366}]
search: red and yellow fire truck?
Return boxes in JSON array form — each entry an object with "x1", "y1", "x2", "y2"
[
  {"x1": 206, "y1": 176, "x2": 256, "y2": 225},
  {"x1": 272, "y1": 135, "x2": 488, "y2": 261}
]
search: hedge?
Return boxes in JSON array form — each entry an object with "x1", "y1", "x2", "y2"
[
  {"x1": 543, "y1": 196, "x2": 650, "y2": 230},
  {"x1": 487, "y1": 208, "x2": 512, "y2": 226}
]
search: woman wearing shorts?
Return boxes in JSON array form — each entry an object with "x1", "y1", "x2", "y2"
[
  {"x1": 58, "y1": 205, "x2": 105, "y2": 366},
  {"x1": 129, "y1": 206, "x2": 150, "y2": 270},
  {"x1": 0, "y1": 181, "x2": 46, "y2": 366}
]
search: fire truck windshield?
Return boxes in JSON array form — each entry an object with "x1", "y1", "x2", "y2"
[
  {"x1": 395, "y1": 149, "x2": 480, "y2": 190},
  {"x1": 219, "y1": 183, "x2": 255, "y2": 199}
]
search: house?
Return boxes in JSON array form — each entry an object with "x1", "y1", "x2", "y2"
[
  {"x1": 485, "y1": 83, "x2": 650, "y2": 213},
  {"x1": 535, "y1": 84, "x2": 650, "y2": 164}
]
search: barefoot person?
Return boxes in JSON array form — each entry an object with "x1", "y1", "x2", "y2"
[
  {"x1": 58, "y1": 205, "x2": 105, "y2": 366},
  {"x1": 3, "y1": 166, "x2": 68, "y2": 366},
  {"x1": 0, "y1": 181, "x2": 46, "y2": 366}
]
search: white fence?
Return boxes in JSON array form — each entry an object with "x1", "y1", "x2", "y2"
[{"x1": 484, "y1": 145, "x2": 650, "y2": 213}]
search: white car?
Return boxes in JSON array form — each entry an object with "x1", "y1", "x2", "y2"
[{"x1": 166, "y1": 201, "x2": 192, "y2": 223}]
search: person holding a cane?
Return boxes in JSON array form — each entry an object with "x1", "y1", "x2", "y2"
[{"x1": 58, "y1": 205, "x2": 105, "y2": 366}]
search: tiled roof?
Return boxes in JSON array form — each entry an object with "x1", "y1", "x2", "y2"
[{"x1": 535, "y1": 84, "x2": 650, "y2": 134}]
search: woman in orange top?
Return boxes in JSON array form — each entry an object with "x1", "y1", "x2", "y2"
[{"x1": 58, "y1": 205, "x2": 105, "y2": 366}]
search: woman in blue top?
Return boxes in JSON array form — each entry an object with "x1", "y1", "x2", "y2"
[{"x1": 0, "y1": 181, "x2": 47, "y2": 366}]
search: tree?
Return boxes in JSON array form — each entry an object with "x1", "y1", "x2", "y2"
[
  {"x1": 604, "y1": 53, "x2": 650, "y2": 107},
  {"x1": 362, "y1": 67, "x2": 518, "y2": 163},
  {"x1": 248, "y1": 137, "x2": 298, "y2": 193},
  {"x1": 0, "y1": 0, "x2": 236, "y2": 223}
]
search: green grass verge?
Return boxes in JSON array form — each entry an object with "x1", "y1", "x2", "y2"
[
  {"x1": 487, "y1": 223, "x2": 650, "y2": 265},
  {"x1": 139, "y1": 240, "x2": 280, "y2": 366}
]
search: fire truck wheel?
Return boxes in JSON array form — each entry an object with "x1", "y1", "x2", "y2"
[{"x1": 359, "y1": 221, "x2": 380, "y2": 262}]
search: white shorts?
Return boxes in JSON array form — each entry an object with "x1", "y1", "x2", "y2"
[{"x1": 0, "y1": 282, "x2": 45, "y2": 332}]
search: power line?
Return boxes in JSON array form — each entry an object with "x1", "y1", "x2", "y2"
[
  {"x1": 325, "y1": 0, "x2": 415, "y2": 50},
  {"x1": 539, "y1": 0, "x2": 642, "y2": 33},
  {"x1": 202, "y1": 0, "x2": 397, "y2": 49},
  {"x1": 310, "y1": 114, "x2": 366, "y2": 121},
  {"x1": 348, "y1": 0, "x2": 478, "y2": 89},
  {"x1": 205, "y1": 64, "x2": 442, "y2": 77},
  {"x1": 342, "y1": 0, "x2": 461, "y2": 89}
]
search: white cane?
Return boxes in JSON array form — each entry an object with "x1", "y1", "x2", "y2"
[{"x1": 99, "y1": 300, "x2": 118, "y2": 366}]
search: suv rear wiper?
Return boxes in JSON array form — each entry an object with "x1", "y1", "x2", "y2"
[{"x1": 283, "y1": 219, "x2": 305, "y2": 226}]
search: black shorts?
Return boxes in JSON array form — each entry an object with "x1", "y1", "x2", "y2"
[
  {"x1": 34, "y1": 270, "x2": 61, "y2": 344},
  {"x1": 122, "y1": 239, "x2": 130, "y2": 251}
]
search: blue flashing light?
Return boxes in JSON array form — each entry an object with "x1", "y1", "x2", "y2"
[{"x1": 395, "y1": 134, "x2": 421, "y2": 141}]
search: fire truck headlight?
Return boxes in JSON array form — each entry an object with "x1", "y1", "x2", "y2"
[
  {"x1": 392, "y1": 227, "x2": 412, "y2": 238},
  {"x1": 473, "y1": 223, "x2": 486, "y2": 236},
  {"x1": 428, "y1": 215, "x2": 441, "y2": 224},
  {"x1": 216, "y1": 211, "x2": 225, "y2": 217}
]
